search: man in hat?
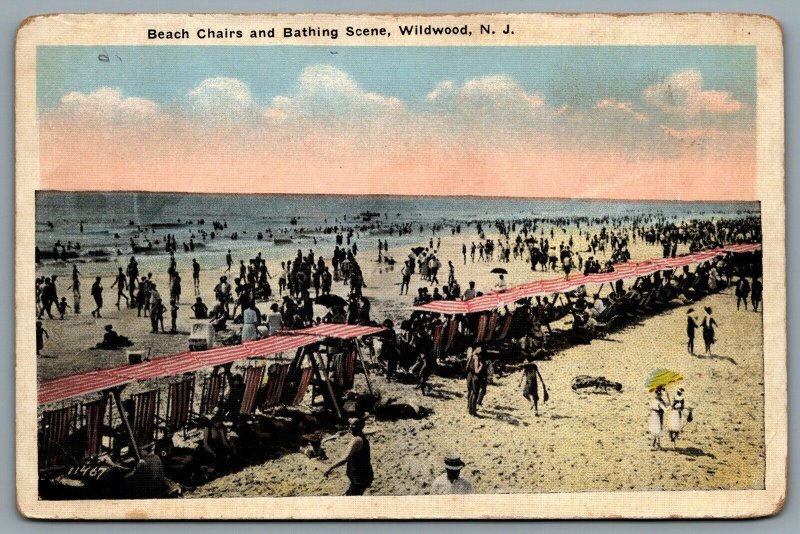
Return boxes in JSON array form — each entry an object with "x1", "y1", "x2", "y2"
[
  {"x1": 323, "y1": 417, "x2": 374, "y2": 496},
  {"x1": 430, "y1": 453, "x2": 474, "y2": 494}
]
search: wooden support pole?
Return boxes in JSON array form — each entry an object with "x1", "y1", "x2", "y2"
[
  {"x1": 111, "y1": 388, "x2": 141, "y2": 461},
  {"x1": 354, "y1": 341, "x2": 374, "y2": 396},
  {"x1": 313, "y1": 351, "x2": 343, "y2": 420}
]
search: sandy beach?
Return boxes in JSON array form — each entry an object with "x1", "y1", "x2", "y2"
[
  {"x1": 185, "y1": 290, "x2": 763, "y2": 497},
  {"x1": 35, "y1": 212, "x2": 765, "y2": 496}
]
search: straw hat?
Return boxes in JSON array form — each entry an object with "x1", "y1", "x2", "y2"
[{"x1": 444, "y1": 453, "x2": 466, "y2": 471}]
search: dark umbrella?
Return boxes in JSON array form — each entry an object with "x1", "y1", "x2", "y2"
[
  {"x1": 314, "y1": 294, "x2": 347, "y2": 308},
  {"x1": 411, "y1": 247, "x2": 425, "y2": 255},
  {"x1": 491, "y1": 267, "x2": 508, "y2": 274}
]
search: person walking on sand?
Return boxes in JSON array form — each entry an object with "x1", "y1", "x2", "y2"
[
  {"x1": 649, "y1": 386, "x2": 667, "y2": 450},
  {"x1": 323, "y1": 417, "x2": 374, "y2": 496},
  {"x1": 668, "y1": 388, "x2": 689, "y2": 443},
  {"x1": 520, "y1": 356, "x2": 549, "y2": 416},
  {"x1": 701, "y1": 307, "x2": 718, "y2": 355},
  {"x1": 192, "y1": 258, "x2": 201, "y2": 296},
  {"x1": 751, "y1": 277, "x2": 763, "y2": 312},
  {"x1": 225, "y1": 250, "x2": 233, "y2": 273},
  {"x1": 462, "y1": 243, "x2": 467, "y2": 265},
  {"x1": 465, "y1": 347, "x2": 484, "y2": 416},
  {"x1": 399, "y1": 262, "x2": 411, "y2": 296},
  {"x1": 735, "y1": 275, "x2": 750, "y2": 311},
  {"x1": 111, "y1": 267, "x2": 129, "y2": 309},
  {"x1": 430, "y1": 454, "x2": 474, "y2": 495},
  {"x1": 686, "y1": 308, "x2": 698, "y2": 355},
  {"x1": 169, "y1": 299, "x2": 179, "y2": 334},
  {"x1": 90, "y1": 276, "x2": 104, "y2": 318},
  {"x1": 36, "y1": 321, "x2": 48, "y2": 355}
]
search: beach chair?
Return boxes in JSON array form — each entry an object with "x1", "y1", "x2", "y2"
[
  {"x1": 239, "y1": 365, "x2": 266, "y2": 415},
  {"x1": 39, "y1": 404, "x2": 77, "y2": 472},
  {"x1": 443, "y1": 316, "x2": 458, "y2": 353},
  {"x1": 483, "y1": 313, "x2": 499, "y2": 342},
  {"x1": 290, "y1": 366, "x2": 314, "y2": 405},
  {"x1": 431, "y1": 323, "x2": 444, "y2": 357},
  {"x1": 199, "y1": 373, "x2": 224, "y2": 416},
  {"x1": 131, "y1": 389, "x2": 160, "y2": 447},
  {"x1": 496, "y1": 311, "x2": 514, "y2": 341},
  {"x1": 475, "y1": 314, "x2": 489, "y2": 344},
  {"x1": 261, "y1": 362, "x2": 290, "y2": 409},
  {"x1": 165, "y1": 376, "x2": 195, "y2": 433},
  {"x1": 81, "y1": 397, "x2": 108, "y2": 458}
]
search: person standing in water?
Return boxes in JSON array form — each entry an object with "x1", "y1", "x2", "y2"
[{"x1": 323, "y1": 417, "x2": 374, "y2": 496}]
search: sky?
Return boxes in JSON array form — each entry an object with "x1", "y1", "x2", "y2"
[{"x1": 37, "y1": 45, "x2": 757, "y2": 199}]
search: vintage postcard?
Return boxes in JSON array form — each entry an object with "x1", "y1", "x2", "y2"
[{"x1": 16, "y1": 13, "x2": 785, "y2": 519}]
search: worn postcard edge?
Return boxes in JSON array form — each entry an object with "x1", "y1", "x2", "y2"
[{"x1": 14, "y1": 12, "x2": 786, "y2": 519}]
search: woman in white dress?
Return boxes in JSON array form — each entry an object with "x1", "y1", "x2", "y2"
[
  {"x1": 649, "y1": 387, "x2": 667, "y2": 450},
  {"x1": 707, "y1": 266, "x2": 720, "y2": 291},
  {"x1": 241, "y1": 302, "x2": 260, "y2": 342},
  {"x1": 668, "y1": 388, "x2": 685, "y2": 443}
]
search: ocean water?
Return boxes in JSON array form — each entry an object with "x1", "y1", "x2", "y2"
[{"x1": 35, "y1": 191, "x2": 760, "y2": 277}]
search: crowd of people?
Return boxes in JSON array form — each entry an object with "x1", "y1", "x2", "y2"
[{"x1": 36, "y1": 211, "x2": 763, "y2": 497}]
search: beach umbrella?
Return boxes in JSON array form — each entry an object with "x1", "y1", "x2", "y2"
[
  {"x1": 491, "y1": 267, "x2": 508, "y2": 275},
  {"x1": 644, "y1": 368, "x2": 684, "y2": 392},
  {"x1": 411, "y1": 247, "x2": 425, "y2": 255},
  {"x1": 314, "y1": 294, "x2": 347, "y2": 308}
]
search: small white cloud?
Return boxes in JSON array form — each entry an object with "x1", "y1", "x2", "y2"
[
  {"x1": 58, "y1": 87, "x2": 158, "y2": 119},
  {"x1": 595, "y1": 99, "x2": 648, "y2": 122},
  {"x1": 187, "y1": 77, "x2": 254, "y2": 113},
  {"x1": 459, "y1": 75, "x2": 544, "y2": 109},
  {"x1": 644, "y1": 70, "x2": 743, "y2": 116},
  {"x1": 426, "y1": 80, "x2": 454, "y2": 102}
]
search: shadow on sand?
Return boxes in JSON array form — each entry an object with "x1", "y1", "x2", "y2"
[
  {"x1": 668, "y1": 446, "x2": 717, "y2": 459},
  {"x1": 695, "y1": 352, "x2": 738, "y2": 365}
]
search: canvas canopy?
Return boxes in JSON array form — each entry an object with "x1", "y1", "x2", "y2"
[{"x1": 416, "y1": 243, "x2": 761, "y2": 314}]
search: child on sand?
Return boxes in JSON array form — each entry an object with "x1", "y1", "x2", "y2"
[
  {"x1": 170, "y1": 299, "x2": 179, "y2": 333},
  {"x1": 56, "y1": 297, "x2": 71, "y2": 320}
]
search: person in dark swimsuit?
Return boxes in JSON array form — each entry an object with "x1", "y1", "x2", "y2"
[
  {"x1": 686, "y1": 308, "x2": 698, "y2": 355},
  {"x1": 323, "y1": 417, "x2": 374, "y2": 496}
]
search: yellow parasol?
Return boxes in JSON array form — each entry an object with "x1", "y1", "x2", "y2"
[{"x1": 644, "y1": 368, "x2": 684, "y2": 392}]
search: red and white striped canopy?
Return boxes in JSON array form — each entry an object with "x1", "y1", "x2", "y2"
[
  {"x1": 416, "y1": 243, "x2": 761, "y2": 314},
  {"x1": 38, "y1": 334, "x2": 319, "y2": 406},
  {"x1": 284, "y1": 323, "x2": 386, "y2": 339}
]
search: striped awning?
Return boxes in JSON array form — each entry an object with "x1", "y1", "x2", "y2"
[
  {"x1": 283, "y1": 323, "x2": 386, "y2": 339},
  {"x1": 38, "y1": 334, "x2": 319, "y2": 406},
  {"x1": 415, "y1": 243, "x2": 761, "y2": 314}
]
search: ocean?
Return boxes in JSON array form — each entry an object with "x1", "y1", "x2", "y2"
[{"x1": 35, "y1": 191, "x2": 760, "y2": 278}]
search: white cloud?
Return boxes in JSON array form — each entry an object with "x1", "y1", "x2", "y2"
[
  {"x1": 58, "y1": 87, "x2": 159, "y2": 119},
  {"x1": 595, "y1": 99, "x2": 648, "y2": 122},
  {"x1": 643, "y1": 70, "x2": 743, "y2": 116},
  {"x1": 426, "y1": 80, "x2": 454, "y2": 102},
  {"x1": 265, "y1": 65, "x2": 403, "y2": 121},
  {"x1": 187, "y1": 77, "x2": 255, "y2": 115},
  {"x1": 428, "y1": 75, "x2": 544, "y2": 112}
]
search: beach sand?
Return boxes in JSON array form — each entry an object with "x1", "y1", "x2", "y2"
[{"x1": 35, "y1": 224, "x2": 765, "y2": 495}]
